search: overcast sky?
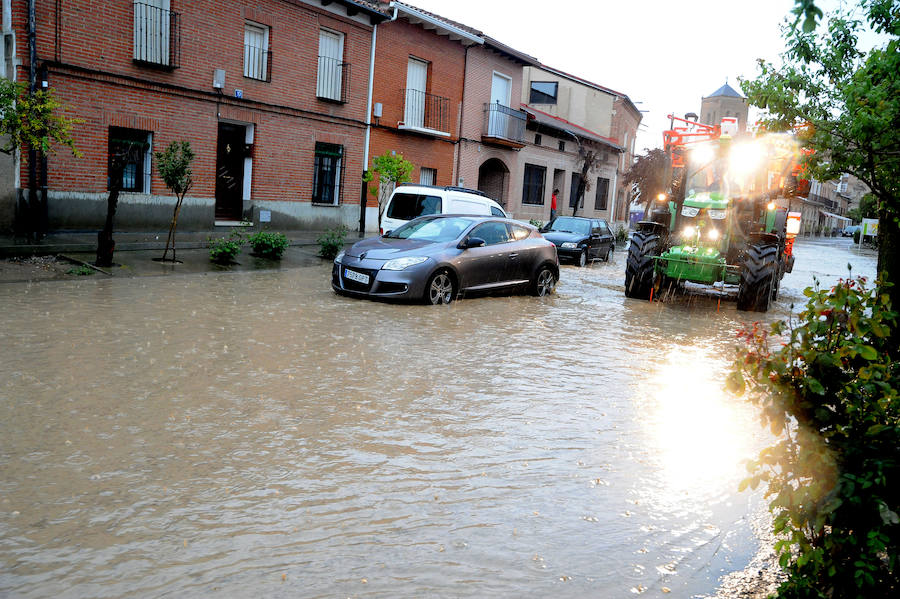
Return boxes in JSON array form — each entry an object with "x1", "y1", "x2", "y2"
[{"x1": 406, "y1": 0, "x2": 797, "y2": 153}]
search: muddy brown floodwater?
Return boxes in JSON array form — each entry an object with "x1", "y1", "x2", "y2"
[{"x1": 0, "y1": 237, "x2": 877, "y2": 598}]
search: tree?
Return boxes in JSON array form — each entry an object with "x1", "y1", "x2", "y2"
[
  {"x1": 848, "y1": 193, "x2": 878, "y2": 223},
  {"x1": 1, "y1": 78, "x2": 80, "y2": 241},
  {"x1": 156, "y1": 141, "x2": 195, "y2": 263},
  {"x1": 570, "y1": 140, "x2": 601, "y2": 217},
  {"x1": 96, "y1": 138, "x2": 146, "y2": 267},
  {"x1": 623, "y1": 148, "x2": 671, "y2": 216},
  {"x1": 741, "y1": 0, "x2": 900, "y2": 346},
  {"x1": 367, "y1": 151, "x2": 413, "y2": 229},
  {"x1": 729, "y1": 275, "x2": 899, "y2": 598}
]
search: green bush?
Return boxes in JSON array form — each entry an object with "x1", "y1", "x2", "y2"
[
  {"x1": 728, "y1": 273, "x2": 899, "y2": 598},
  {"x1": 529, "y1": 219, "x2": 543, "y2": 229},
  {"x1": 247, "y1": 230, "x2": 289, "y2": 259},
  {"x1": 614, "y1": 223, "x2": 629, "y2": 244},
  {"x1": 66, "y1": 265, "x2": 95, "y2": 276},
  {"x1": 208, "y1": 230, "x2": 243, "y2": 264},
  {"x1": 317, "y1": 225, "x2": 348, "y2": 260},
  {"x1": 853, "y1": 229, "x2": 861, "y2": 244}
]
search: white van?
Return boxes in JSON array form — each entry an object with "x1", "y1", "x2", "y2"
[{"x1": 380, "y1": 185, "x2": 508, "y2": 234}]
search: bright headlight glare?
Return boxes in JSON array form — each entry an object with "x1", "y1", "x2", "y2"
[
  {"x1": 682, "y1": 226, "x2": 696, "y2": 238},
  {"x1": 334, "y1": 251, "x2": 345, "y2": 263},
  {"x1": 382, "y1": 256, "x2": 428, "y2": 271},
  {"x1": 708, "y1": 229, "x2": 720, "y2": 240},
  {"x1": 560, "y1": 242, "x2": 578, "y2": 249}
]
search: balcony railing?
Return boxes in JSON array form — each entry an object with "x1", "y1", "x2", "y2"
[
  {"x1": 317, "y1": 56, "x2": 350, "y2": 103},
  {"x1": 133, "y1": 2, "x2": 180, "y2": 69},
  {"x1": 401, "y1": 89, "x2": 449, "y2": 135},
  {"x1": 482, "y1": 103, "x2": 527, "y2": 147},
  {"x1": 244, "y1": 45, "x2": 272, "y2": 82}
]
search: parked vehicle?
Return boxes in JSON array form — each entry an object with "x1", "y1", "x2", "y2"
[
  {"x1": 541, "y1": 216, "x2": 615, "y2": 266},
  {"x1": 380, "y1": 184, "x2": 508, "y2": 235},
  {"x1": 333, "y1": 215, "x2": 559, "y2": 304},
  {"x1": 842, "y1": 225, "x2": 860, "y2": 237}
]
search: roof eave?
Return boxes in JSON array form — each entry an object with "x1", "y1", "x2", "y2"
[{"x1": 390, "y1": 2, "x2": 483, "y2": 45}]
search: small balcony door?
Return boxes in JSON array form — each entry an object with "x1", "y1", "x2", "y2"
[
  {"x1": 488, "y1": 72, "x2": 512, "y2": 137},
  {"x1": 317, "y1": 29, "x2": 344, "y2": 100},
  {"x1": 405, "y1": 57, "x2": 428, "y2": 128},
  {"x1": 133, "y1": 0, "x2": 171, "y2": 66}
]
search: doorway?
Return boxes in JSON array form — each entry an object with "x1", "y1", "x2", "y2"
[
  {"x1": 215, "y1": 122, "x2": 246, "y2": 221},
  {"x1": 477, "y1": 158, "x2": 509, "y2": 207}
]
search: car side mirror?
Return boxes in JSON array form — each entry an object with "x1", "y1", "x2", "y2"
[{"x1": 459, "y1": 236, "x2": 486, "y2": 249}]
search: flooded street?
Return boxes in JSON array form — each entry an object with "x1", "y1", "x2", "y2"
[{"x1": 0, "y1": 237, "x2": 876, "y2": 598}]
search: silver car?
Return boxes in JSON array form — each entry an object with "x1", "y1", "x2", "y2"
[{"x1": 332, "y1": 215, "x2": 559, "y2": 304}]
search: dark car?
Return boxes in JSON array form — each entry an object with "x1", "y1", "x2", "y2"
[
  {"x1": 541, "y1": 216, "x2": 615, "y2": 266},
  {"x1": 332, "y1": 215, "x2": 559, "y2": 304}
]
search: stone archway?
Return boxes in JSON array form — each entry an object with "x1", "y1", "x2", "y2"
[{"x1": 477, "y1": 158, "x2": 510, "y2": 207}]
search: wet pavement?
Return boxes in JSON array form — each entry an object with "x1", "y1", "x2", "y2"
[{"x1": 0, "y1": 236, "x2": 878, "y2": 598}]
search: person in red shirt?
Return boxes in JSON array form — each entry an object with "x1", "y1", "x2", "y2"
[{"x1": 550, "y1": 188, "x2": 559, "y2": 222}]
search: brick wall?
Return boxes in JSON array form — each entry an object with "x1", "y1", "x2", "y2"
[{"x1": 11, "y1": 0, "x2": 381, "y2": 231}]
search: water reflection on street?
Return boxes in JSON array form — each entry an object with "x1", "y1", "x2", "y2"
[{"x1": 0, "y1": 237, "x2": 876, "y2": 598}]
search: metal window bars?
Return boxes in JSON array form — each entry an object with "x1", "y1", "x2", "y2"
[
  {"x1": 483, "y1": 103, "x2": 527, "y2": 143},
  {"x1": 133, "y1": 2, "x2": 180, "y2": 68},
  {"x1": 316, "y1": 56, "x2": 349, "y2": 103},
  {"x1": 244, "y1": 44, "x2": 272, "y2": 82},
  {"x1": 401, "y1": 89, "x2": 449, "y2": 133}
]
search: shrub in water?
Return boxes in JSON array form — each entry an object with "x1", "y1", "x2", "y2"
[
  {"x1": 208, "y1": 230, "x2": 244, "y2": 264},
  {"x1": 317, "y1": 225, "x2": 348, "y2": 260},
  {"x1": 248, "y1": 230, "x2": 289, "y2": 259}
]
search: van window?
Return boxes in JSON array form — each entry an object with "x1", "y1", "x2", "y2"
[
  {"x1": 387, "y1": 193, "x2": 442, "y2": 220},
  {"x1": 450, "y1": 198, "x2": 491, "y2": 215}
]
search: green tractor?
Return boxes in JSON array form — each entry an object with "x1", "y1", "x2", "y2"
[{"x1": 625, "y1": 127, "x2": 800, "y2": 312}]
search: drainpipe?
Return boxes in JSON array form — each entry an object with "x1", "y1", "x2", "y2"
[
  {"x1": 359, "y1": 21, "x2": 377, "y2": 235},
  {"x1": 26, "y1": 0, "x2": 39, "y2": 241},
  {"x1": 454, "y1": 45, "x2": 469, "y2": 188}
]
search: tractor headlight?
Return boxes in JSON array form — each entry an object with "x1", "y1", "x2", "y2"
[
  {"x1": 708, "y1": 229, "x2": 720, "y2": 240},
  {"x1": 382, "y1": 256, "x2": 428, "y2": 270},
  {"x1": 560, "y1": 242, "x2": 578, "y2": 249},
  {"x1": 682, "y1": 226, "x2": 696, "y2": 238}
]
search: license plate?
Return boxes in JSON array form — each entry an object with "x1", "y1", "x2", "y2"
[{"x1": 344, "y1": 268, "x2": 369, "y2": 285}]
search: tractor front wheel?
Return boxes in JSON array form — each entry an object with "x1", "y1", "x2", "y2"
[
  {"x1": 737, "y1": 243, "x2": 777, "y2": 312},
  {"x1": 625, "y1": 231, "x2": 660, "y2": 300}
]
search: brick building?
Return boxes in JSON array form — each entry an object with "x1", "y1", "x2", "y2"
[
  {"x1": 364, "y1": 1, "x2": 476, "y2": 232},
  {"x1": 4, "y1": 0, "x2": 387, "y2": 234},
  {"x1": 455, "y1": 36, "x2": 536, "y2": 211}
]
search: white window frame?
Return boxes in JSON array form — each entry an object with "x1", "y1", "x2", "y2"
[
  {"x1": 243, "y1": 22, "x2": 269, "y2": 81},
  {"x1": 317, "y1": 28, "x2": 345, "y2": 101}
]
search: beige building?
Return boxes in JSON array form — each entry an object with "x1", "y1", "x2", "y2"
[
  {"x1": 700, "y1": 82, "x2": 749, "y2": 131},
  {"x1": 517, "y1": 65, "x2": 640, "y2": 223}
]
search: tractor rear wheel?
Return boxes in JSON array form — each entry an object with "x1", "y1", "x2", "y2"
[
  {"x1": 625, "y1": 231, "x2": 660, "y2": 299},
  {"x1": 737, "y1": 243, "x2": 777, "y2": 312}
]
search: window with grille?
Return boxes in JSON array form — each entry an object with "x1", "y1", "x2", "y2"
[
  {"x1": 317, "y1": 29, "x2": 345, "y2": 101},
  {"x1": 595, "y1": 177, "x2": 610, "y2": 210},
  {"x1": 133, "y1": 0, "x2": 173, "y2": 66},
  {"x1": 108, "y1": 127, "x2": 152, "y2": 193},
  {"x1": 244, "y1": 22, "x2": 269, "y2": 81},
  {"x1": 522, "y1": 164, "x2": 546, "y2": 205},
  {"x1": 312, "y1": 142, "x2": 343, "y2": 205}
]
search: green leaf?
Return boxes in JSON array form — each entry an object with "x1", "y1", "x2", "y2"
[
  {"x1": 807, "y1": 377, "x2": 825, "y2": 395},
  {"x1": 857, "y1": 345, "x2": 878, "y2": 361}
]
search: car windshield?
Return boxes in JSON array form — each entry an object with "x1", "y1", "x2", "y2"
[
  {"x1": 547, "y1": 217, "x2": 590, "y2": 236},
  {"x1": 385, "y1": 217, "x2": 474, "y2": 242}
]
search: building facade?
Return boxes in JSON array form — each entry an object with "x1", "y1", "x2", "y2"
[
  {"x1": 5, "y1": 0, "x2": 387, "y2": 234},
  {"x1": 700, "y1": 82, "x2": 749, "y2": 131}
]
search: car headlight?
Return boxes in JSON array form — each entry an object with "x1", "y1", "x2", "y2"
[
  {"x1": 382, "y1": 256, "x2": 428, "y2": 271},
  {"x1": 560, "y1": 242, "x2": 578, "y2": 249},
  {"x1": 334, "y1": 251, "x2": 345, "y2": 263}
]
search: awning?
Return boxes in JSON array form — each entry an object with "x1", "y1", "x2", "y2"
[{"x1": 819, "y1": 210, "x2": 851, "y2": 222}]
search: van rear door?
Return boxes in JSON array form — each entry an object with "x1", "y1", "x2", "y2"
[{"x1": 447, "y1": 196, "x2": 491, "y2": 216}]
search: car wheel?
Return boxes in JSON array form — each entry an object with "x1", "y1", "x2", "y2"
[
  {"x1": 531, "y1": 266, "x2": 557, "y2": 296},
  {"x1": 602, "y1": 246, "x2": 612, "y2": 261},
  {"x1": 425, "y1": 269, "x2": 456, "y2": 305},
  {"x1": 578, "y1": 249, "x2": 587, "y2": 267}
]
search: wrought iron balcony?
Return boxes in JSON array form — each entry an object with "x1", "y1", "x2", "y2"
[
  {"x1": 317, "y1": 56, "x2": 350, "y2": 103},
  {"x1": 400, "y1": 89, "x2": 450, "y2": 136},
  {"x1": 133, "y1": 1, "x2": 180, "y2": 69},
  {"x1": 244, "y1": 45, "x2": 272, "y2": 82},
  {"x1": 482, "y1": 103, "x2": 527, "y2": 148}
]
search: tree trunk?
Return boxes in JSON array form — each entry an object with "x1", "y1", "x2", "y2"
[
  {"x1": 96, "y1": 170, "x2": 122, "y2": 267},
  {"x1": 161, "y1": 195, "x2": 183, "y2": 262},
  {"x1": 876, "y1": 201, "x2": 899, "y2": 352}
]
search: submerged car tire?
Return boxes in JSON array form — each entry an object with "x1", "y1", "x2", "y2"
[
  {"x1": 737, "y1": 243, "x2": 777, "y2": 312},
  {"x1": 425, "y1": 269, "x2": 456, "y2": 305},
  {"x1": 625, "y1": 231, "x2": 660, "y2": 299},
  {"x1": 602, "y1": 245, "x2": 612, "y2": 261},
  {"x1": 578, "y1": 249, "x2": 588, "y2": 267},
  {"x1": 531, "y1": 265, "x2": 557, "y2": 297}
]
